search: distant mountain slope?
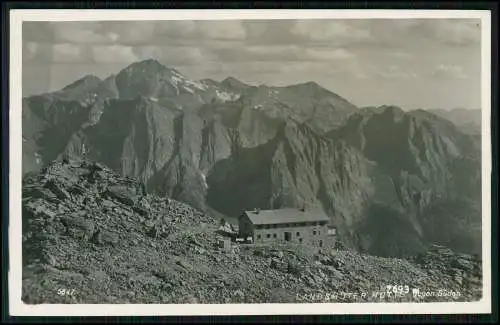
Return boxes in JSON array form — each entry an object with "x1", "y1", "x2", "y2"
[
  {"x1": 22, "y1": 59, "x2": 481, "y2": 258},
  {"x1": 329, "y1": 106, "x2": 482, "y2": 256},
  {"x1": 426, "y1": 108, "x2": 481, "y2": 135}
]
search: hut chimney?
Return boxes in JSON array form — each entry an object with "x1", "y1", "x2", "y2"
[{"x1": 255, "y1": 208, "x2": 260, "y2": 214}]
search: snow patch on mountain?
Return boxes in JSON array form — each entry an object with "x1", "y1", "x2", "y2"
[
  {"x1": 34, "y1": 153, "x2": 42, "y2": 165},
  {"x1": 216, "y1": 89, "x2": 240, "y2": 102},
  {"x1": 183, "y1": 86, "x2": 195, "y2": 94},
  {"x1": 200, "y1": 172, "x2": 208, "y2": 189},
  {"x1": 171, "y1": 74, "x2": 209, "y2": 93},
  {"x1": 185, "y1": 79, "x2": 209, "y2": 91}
]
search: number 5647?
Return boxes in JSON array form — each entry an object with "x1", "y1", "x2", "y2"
[{"x1": 57, "y1": 288, "x2": 76, "y2": 296}]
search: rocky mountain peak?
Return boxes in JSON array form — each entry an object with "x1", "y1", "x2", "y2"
[
  {"x1": 114, "y1": 59, "x2": 204, "y2": 99},
  {"x1": 371, "y1": 105, "x2": 405, "y2": 116},
  {"x1": 125, "y1": 58, "x2": 167, "y2": 70},
  {"x1": 61, "y1": 75, "x2": 102, "y2": 91},
  {"x1": 220, "y1": 77, "x2": 251, "y2": 92},
  {"x1": 287, "y1": 81, "x2": 332, "y2": 95}
]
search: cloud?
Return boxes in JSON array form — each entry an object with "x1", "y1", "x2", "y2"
[
  {"x1": 220, "y1": 61, "x2": 287, "y2": 74},
  {"x1": 52, "y1": 43, "x2": 89, "y2": 62},
  {"x1": 305, "y1": 48, "x2": 354, "y2": 60},
  {"x1": 242, "y1": 20, "x2": 299, "y2": 45},
  {"x1": 290, "y1": 19, "x2": 480, "y2": 50},
  {"x1": 291, "y1": 20, "x2": 372, "y2": 43},
  {"x1": 154, "y1": 21, "x2": 198, "y2": 38},
  {"x1": 363, "y1": 19, "x2": 480, "y2": 48},
  {"x1": 354, "y1": 72, "x2": 370, "y2": 79},
  {"x1": 336, "y1": 61, "x2": 374, "y2": 80},
  {"x1": 22, "y1": 41, "x2": 53, "y2": 62},
  {"x1": 23, "y1": 22, "x2": 54, "y2": 43},
  {"x1": 49, "y1": 22, "x2": 113, "y2": 44},
  {"x1": 21, "y1": 18, "x2": 479, "y2": 92},
  {"x1": 24, "y1": 42, "x2": 40, "y2": 60},
  {"x1": 197, "y1": 21, "x2": 246, "y2": 40},
  {"x1": 331, "y1": 61, "x2": 417, "y2": 81},
  {"x1": 418, "y1": 19, "x2": 481, "y2": 47},
  {"x1": 244, "y1": 45, "x2": 303, "y2": 61},
  {"x1": 388, "y1": 51, "x2": 414, "y2": 59},
  {"x1": 23, "y1": 18, "x2": 481, "y2": 51},
  {"x1": 96, "y1": 21, "x2": 246, "y2": 45},
  {"x1": 92, "y1": 45, "x2": 138, "y2": 63},
  {"x1": 432, "y1": 64, "x2": 468, "y2": 79},
  {"x1": 133, "y1": 45, "x2": 209, "y2": 65},
  {"x1": 377, "y1": 65, "x2": 418, "y2": 79},
  {"x1": 208, "y1": 44, "x2": 297, "y2": 62},
  {"x1": 208, "y1": 43, "x2": 356, "y2": 63},
  {"x1": 101, "y1": 21, "x2": 157, "y2": 45},
  {"x1": 277, "y1": 61, "x2": 339, "y2": 74}
]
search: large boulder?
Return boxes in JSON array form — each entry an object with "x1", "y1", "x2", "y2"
[{"x1": 105, "y1": 185, "x2": 138, "y2": 206}]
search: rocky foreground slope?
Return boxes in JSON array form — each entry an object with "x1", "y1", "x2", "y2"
[{"x1": 22, "y1": 158, "x2": 482, "y2": 304}]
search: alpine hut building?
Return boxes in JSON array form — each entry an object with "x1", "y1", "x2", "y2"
[{"x1": 238, "y1": 207, "x2": 334, "y2": 248}]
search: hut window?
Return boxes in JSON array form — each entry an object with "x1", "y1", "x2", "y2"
[
  {"x1": 296, "y1": 232, "x2": 300, "y2": 236},
  {"x1": 313, "y1": 230, "x2": 317, "y2": 235},
  {"x1": 266, "y1": 234, "x2": 270, "y2": 238}
]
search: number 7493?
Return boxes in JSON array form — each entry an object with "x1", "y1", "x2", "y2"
[{"x1": 386, "y1": 285, "x2": 410, "y2": 294}]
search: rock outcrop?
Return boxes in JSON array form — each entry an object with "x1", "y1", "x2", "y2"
[{"x1": 22, "y1": 158, "x2": 482, "y2": 304}]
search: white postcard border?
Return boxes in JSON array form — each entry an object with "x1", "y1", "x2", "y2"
[{"x1": 9, "y1": 9, "x2": 493, "y2": 316}]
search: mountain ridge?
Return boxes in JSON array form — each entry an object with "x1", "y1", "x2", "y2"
[{"x1": 22, "y1": 58, "x2": 482, "y2": 258}]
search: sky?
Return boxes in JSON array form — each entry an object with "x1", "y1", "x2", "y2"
[{"x1": 22, "y1": 19, "x2": 482, "y2": 110}]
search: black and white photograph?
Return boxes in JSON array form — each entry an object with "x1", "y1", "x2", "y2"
[{"x1": 8, "y1": 9, "x2": 492, "y2": 316}]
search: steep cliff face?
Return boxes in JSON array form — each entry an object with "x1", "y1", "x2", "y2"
[
  {"x1": 331, "y1": 107, "x2": 479, "y2": 195},
  {"x1": 22, "y1": 95, "x2": 93, "y2": 174},
  {"x1": 22, "y1": 59, "x2": 482, "y2": 258},
  {"x1": 62, "y1": 97, "x2": 215, "y2": 209},
  {"x1": 328, "y1": 106, "x2": 482, "y2": 256}
]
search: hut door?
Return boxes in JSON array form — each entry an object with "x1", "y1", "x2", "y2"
[{"x1": 284, "y1": 232, "x2": 291, "y2": 241}]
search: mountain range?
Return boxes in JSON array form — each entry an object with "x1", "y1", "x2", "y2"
[{"x1": 22, "y1": 59, "x2": 482, "y2": 258}]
